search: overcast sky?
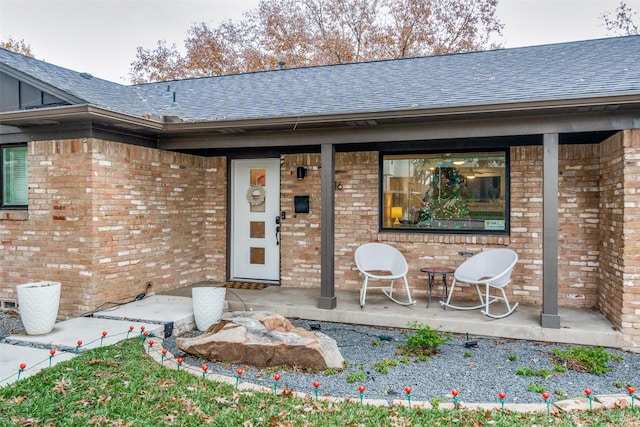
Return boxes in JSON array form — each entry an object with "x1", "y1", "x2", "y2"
[{"x1": 1, "y1": 0, "x2": 637, "y2": 83}]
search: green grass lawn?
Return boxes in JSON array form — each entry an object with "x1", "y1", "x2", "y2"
[{"x1": 1, "y1": 339, "x2": 638, "y2": 426}]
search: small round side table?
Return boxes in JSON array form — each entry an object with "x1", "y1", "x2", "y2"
[{"x1": 420, "y1": 266, "x2": 455, "y2": 308}]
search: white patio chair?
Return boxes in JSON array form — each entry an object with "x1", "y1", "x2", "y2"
[
  {"x1": 354, "y1": 243, "x2": 416, "y2": 308},
  {"x1": 440, "y1": 249, "x2": 519, "y2": 319}
]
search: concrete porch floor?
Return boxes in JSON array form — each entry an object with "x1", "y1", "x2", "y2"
[{"x1": 162, "y1": 284, "x2": 625, "y2": 349}]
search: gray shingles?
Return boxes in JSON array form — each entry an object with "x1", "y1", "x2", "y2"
[
  {"x1": 0, "y1": 48, "x2": 149, "y2": 115},
  {"x1": 2, "y1": 36, "x2": 639, "y2": 122}
]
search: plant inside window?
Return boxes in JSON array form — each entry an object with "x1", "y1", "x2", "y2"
[{"x1": 382, "y1": 152, "x2": 507, "y2": 233}]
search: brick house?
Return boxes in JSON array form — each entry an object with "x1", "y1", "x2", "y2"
[{"x1": 1, "y1": 36, "x2": 639, "y2": 348}]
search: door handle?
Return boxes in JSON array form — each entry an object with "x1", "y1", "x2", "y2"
[{"x1": 275, "y1": 216, "x2": 280, "y2": 245}]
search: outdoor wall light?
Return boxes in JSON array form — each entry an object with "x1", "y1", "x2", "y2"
[{"x1": 297, "y1": 166, "x2": 307, "y2": 180}]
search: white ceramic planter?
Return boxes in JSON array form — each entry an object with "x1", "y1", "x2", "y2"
[
  {"x1": 17, "y1": 281, "x2": 61, "y2": 335},
  {"x1": 192, "y1": 287, "x2": 226, "y2": 331}
]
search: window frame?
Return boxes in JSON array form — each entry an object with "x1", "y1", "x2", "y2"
[
  {"x1": 1, "y1": 144, "x2": 29, "y2": 210},
  {"x1": 379, "y1": 149, "x2": 510, "y2": 235}
]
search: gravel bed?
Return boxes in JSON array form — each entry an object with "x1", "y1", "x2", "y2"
[
  {"x1": 0, "y1": 309, "x2": 25, "y2": 337},
  {"x1": 162, "y1": 319, "x2": 638, "y2": 404},
  {"x1": 2, "y1": 310, "x2": 636, "y2": 404}
]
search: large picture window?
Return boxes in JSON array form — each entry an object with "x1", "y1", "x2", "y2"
[
  {"x1": 1, "y1": 145, "x2": 28, "y2": 209},
  {"x1": 382, "y1": 151, "x2": 507, "y2": 233}
]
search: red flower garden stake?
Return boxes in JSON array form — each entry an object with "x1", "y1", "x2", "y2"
[
  {"x1": 17, "y1": 363, "x2": 26, "y2": 380},
  {"x1": 202, "y1": 364, "x2": 208, "y2": 379},
  {"x1": 100, "y1": 330, "x2": 107, "y2": 347},
  {"x1": 235, "y1": 369, "x2": 243, "y2": 391},
  {"x1": 313, "y1": 381, "x2": 320, "y2": 401},
  {"x1": 358, "y1": 385, "x2": 365, "y2": 405},
  {"x1": 542, "y1": 392, "x2": 551, "y2": 415},
  {"x1": 147, "y1": 339, "x2": 154, "y2": 353},
  {"x1": 405, "y1": 386, "x2": 412, "y2": 409},
  {"x1": 49, "y1": 348, "x2": 56, "y2": 367},
  {"x1": 139, "y1": 325, "x2": 146, "y2": 336},
  {"x1": 451, "y1": 389, "x2": 459, "y2": 410},
  {"x1": 75, "y1": 340, "x2": 83, "y2": 355},
  {"x1": 127, "y1": 325, "x2": 134, "y2": 338},
  {"x1": 161, "y1": 348, "x2": 167, "y2": 366},
  {"x1": 498, "y1": 391, "x2": 506, "y2": 415},
  {"x1": 273, "y1": 373, "x2": 281, "y2": 396},
  {"x1": 584, "y1": 388, "x2": 593, "y2": 411},
  {"x1": 176, "y1": 357, "x2": 183, "y2": 371},
  {"x1": 628, "y1": 386, "x2": 636, "y2": 410}
]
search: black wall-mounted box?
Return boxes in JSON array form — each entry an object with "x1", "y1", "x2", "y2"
[{"x1": 294, "y1": 195, "x2": 310, "y2": 213}]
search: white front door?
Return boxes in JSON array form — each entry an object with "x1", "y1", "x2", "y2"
[{"x1": 231, "y1": 158, "x2": 281, "y2": 282}]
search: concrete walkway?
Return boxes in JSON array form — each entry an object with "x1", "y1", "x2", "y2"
[
  {"x1": 1, "y1": 291, "x2": 635, "y2": 414},
  {"x1": 1, "y1": 295, "x2": 193, "y2": 387}
]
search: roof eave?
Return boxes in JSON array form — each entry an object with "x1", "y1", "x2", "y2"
[
  {"x1": 0, "y1": 104, "x2": 165, "y2": 130},
  {"x1": 162, "y1": 94, "x2": 640, "y2": 133},
  {"x1": 0, "y1": 94, "x2": 638, "y2": 136}
]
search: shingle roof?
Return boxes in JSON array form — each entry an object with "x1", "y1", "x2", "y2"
[
  {"x1": 0, "y1": 48, "x2": 149, "y2": 115},
  {"x1": 2, "y1": 36, "x2": 639, "y2": 122}
]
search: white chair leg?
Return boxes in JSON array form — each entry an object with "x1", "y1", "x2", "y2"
[
  {"x1": 442, "y1": 278, "x2": 457, "y2": 307},
  {"x1": 440, "y1": 279, "x2": 486, "y2": 311},
  {"x1": 382, "y1": 276, "x2": 415, "y2": 306},
  {"x1": 360, "y1": 277, "x2": 368, "y2": 308},
  {"x1": 485, "y1": 284, "x2": 491, "y2": 316},
  {"x1": 481, "y1": 285, "x2": 519, "y2": 319},
  {"x1": 402, "y1": 276, "x2": 415, "y2": 305}
]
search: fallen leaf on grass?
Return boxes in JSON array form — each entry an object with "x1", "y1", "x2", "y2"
[
  {"x1": 52, "y1": 379, "x2": 71, "y2": 396},
  {"x1": 159, "y1": 414, "x2": 177, "y2": 423},
  {"x1": 88, "y1": 415, "x2": 107, "y2": 425},
  {"x1": 11, "y1": 395, "x2": 27, "y2": 404},
  {"x1": 109, "y1": 420, "x2": 134, "y2": 427},
  {"x1": 613, "y1": 398, "x2": 630, "y2": 409},
  {"x1": 155, "y1": 379, "x2": 176, "y2": 389},
  {"x1": 11, "y1": 417, "x2": 39, "y2": 426},
  {"x1": 280, "y1": 385, "x2": 294, "y2": 398},
  {"x1": 75, "y1": 397, "x2": 95, "y2": 407}
]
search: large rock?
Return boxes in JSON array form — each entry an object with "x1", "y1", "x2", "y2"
[{"x1": 176, "y1": 311, "x2": 344, "y2": 370}]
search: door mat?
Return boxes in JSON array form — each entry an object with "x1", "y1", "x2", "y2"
[{"x1": 224, "y1": 281, "x2": 271, "y2": 290}]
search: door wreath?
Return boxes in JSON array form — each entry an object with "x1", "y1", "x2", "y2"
[{"x1": 246, "y1": 185, "x2": 266, "y2": 206}]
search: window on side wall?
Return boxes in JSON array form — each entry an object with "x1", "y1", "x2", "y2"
[
  {"x1": 381, "y1": 151, "x2": 508, "y2": 234},
  {"x1": 1, "y1": 145, "x2": 28, "y2": 209}
]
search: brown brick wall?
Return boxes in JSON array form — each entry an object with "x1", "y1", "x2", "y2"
[
  {"x1": 2, "y1": 132, "x2": 638, "y2": 347},
  {"x1": 280, "y1": 145, "x2": 603, "y2": 310},
  {"x1": 620, "y1": 129, "x2": 640, "y2": 346},
  {"x1": 0, "y1": 138, "x2": 224, "y2": 318},
  {"x1": 280, "y1": 154, "x2": 322, "y2": 288},
  {"x1": 558, "y1": 144, "x2": 601, "y2": 307},
  {"x1": 280, "y1": 150, "x2": 532, "y2": 302},
  {"x1": 598, "y1": 132, "x2": 625, "y2": 327},
  {"x1": 1, "y1": 139, "x2": 96, "y2": 317}
]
